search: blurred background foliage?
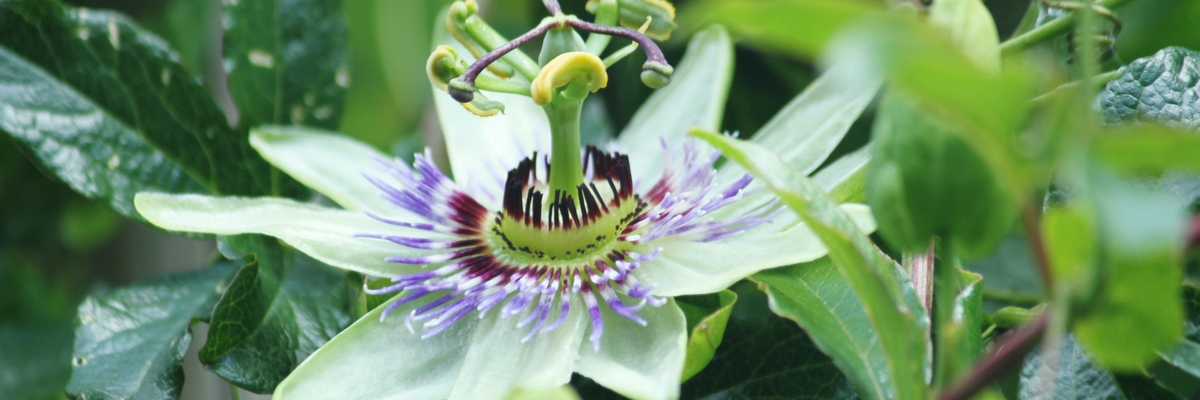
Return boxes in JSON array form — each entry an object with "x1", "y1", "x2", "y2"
[{"x1": 2, "y1": 0, "x2": 1200, "y2": 398}]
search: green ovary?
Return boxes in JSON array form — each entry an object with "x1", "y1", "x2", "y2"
[{"x1": 489, "y1": 196, "x2": 642, "y2": 265}]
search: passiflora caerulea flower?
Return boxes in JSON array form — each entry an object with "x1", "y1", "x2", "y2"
[{"x1": 133, "y1": 3, "x2": 878, "y2": 399}]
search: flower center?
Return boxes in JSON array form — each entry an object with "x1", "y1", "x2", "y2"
[
  {"x1": 490, "y1": 147, "x2": 646, "y2": 264},
  {"x1": 359, "y1": 140, "x2": 776, "y2": 351}
]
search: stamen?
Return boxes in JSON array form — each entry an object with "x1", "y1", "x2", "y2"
[{"x1": 359, "y1": 141, "x2": 774, "y2": 348}]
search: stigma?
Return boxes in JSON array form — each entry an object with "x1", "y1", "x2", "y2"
[{"x1": 357, "y1": 142, "x2": 776, "y2": 350}]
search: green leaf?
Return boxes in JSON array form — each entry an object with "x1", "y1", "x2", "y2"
[
  {"x1": 1093, "y1": 46, "x2": 1200, "y2": 213},
  {"x1": 827, "y1": 15, "x2": 1035, "y2": 197},
  {"x1": 932, "y1": 262, "x2": 984, "y2": 387},
  {"x1": 964, "y1": 235, "x2": 1042, "y2": 313},
  {"x1": 223, "y1": 0, "x2": 348, "y2": 131},
  {"x1": 1072, "y1": 169, "x2": 1186, "y2": 371},
  {"x1": 679, "y1": 306, "x2": 858, "y2": 399},
  {"x1": 1092, "y1": 126, "x2": 1200, "y2": 175},
  {"x1": 928, "y1": 0, "x2": 1001, "y2": 70},
  {"x1": 1020, "y1": 335, "x2": 1178, "y2": 399},
  {"x1": 866, "y1": 92, "x2": 1019, "y2": 260},
  {"x1": 572, "y1": 289, "x2": 858, "y2": 400},
  {"x1": 200, "y1": 235, "x2": 355, "y2": 393},
  {"x1": 694, "y1": 130, "x2": 929, "y2": 400},
  {"x1": 1096, "y1": 47, "x2": 1200, "y2": 128},
  {"x1": 752, "y1": 258, "x2": 892, "y2": 399},
  {"x1": 677, "y1": 290, "x2": 737, "y2": 382},
  {"x1": 0, "y1": 32, "x2": 205, "y2": 221},
  {"x1": 0, "y1": 321, "x2": 73, "y2": 399},
  {"x1": 683, "y1": 0, "x2": 879, "y2": 60},
  {"x1": 65, "y1": 261, "x2": 239, "y2": 400},
  {"x1": 0, "y1": 0, "x2": 303, "y2": 198},
  {"x1": 1147, "y1": 286, "x2": 1200, "y2": 398}
]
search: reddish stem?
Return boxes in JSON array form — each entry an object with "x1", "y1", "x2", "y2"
[
  {"x1": 1188, "y1": 213, "x2": 1200, "y2": 249},
  {"x1": 1022, "y1": 203, "x2": 1054, "y2": 290},
  {"x1": 936, "y1": 313, "x2": 1050, "y2": 400}
]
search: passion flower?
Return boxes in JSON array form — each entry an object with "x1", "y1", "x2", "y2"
[{"x1": 133, "y1": 2, "x2": 878, "y2": 399}]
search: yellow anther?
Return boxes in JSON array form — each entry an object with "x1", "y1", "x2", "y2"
[
  {"x1": 461, "y1": 92, "x2": 505, "y2": 117},
  {"x1": 426, "y1": 45, "x2": 465, "y2": 92},
  {"x1": 530, "y1": 52, "x2": 608, "y2": 106}
]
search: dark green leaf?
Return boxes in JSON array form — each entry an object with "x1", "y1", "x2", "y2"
[
  {"x1": 200, "y1": 235, "x2": 354, "y2": 393},
  {"x1": 223, "y1": 0, "x2": 348, "y2": 131},
  {"x1": 65, "y1": 261, "x2": 239, "y2": 400},
  {"x1": 1096, "y1": 47, "x2": 1200, "y2": 128},
  {"x1": 1020, "y1": 335, "x2": 1181, "y2": 399},
  {"x1": 1021, "y1": 335, "x2": 1120, "y2": 399},
  {"x1": 0, "y1": 321, "x2": 73, "y2": 399},
  {"x1": 695, "y1": 130, "x2": 930, "y2": 400},
  {"x1": 752, "y1": 258, "x2": 891, "y2": 399},
  {"x1": 1094, "y1": 46, "x2": 1200, "y2": 211},
  {"x1": 964, "y1": 236, "x2": 1042, "y2": 313},
  {"x1": 0, "y1": 41, "x2": 205, "y2": 221},
  {"x1": 0, "y1": 0, "x2": 303, "y2": 198},
  {"x1": 679, "y1": 309, "x2": 858, "y2": 399}
]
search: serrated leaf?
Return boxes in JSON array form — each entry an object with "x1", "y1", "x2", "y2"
[
  {"x1": 0, "y1": 0, "x2": 305, "y2": 199},
  {"x1": 695, "y1": 130, "x2": 929, "y2": 400},
  {"x1": 223, "y1": 0, "x2": 348, "y2": 131},
  {"x1": 200, "y1": 234, "x2": 354, "y2": 393},
  {"x1": 65, "y1": 261, "x2": 239, "y2": 400},
  {"x1": 1020, "y1": 335, "x2": 1179, "y2": 399},
  {"x1": 1093, "y1": 46, "x2": 1200, "y2": 212},
  {"x1": 1096, "y1": 47, "x2": 1200, "y2": 128},
  {"x1": 0, "y1": 23, "x2": 206, "y2": 221},
  {"x1": 0, "y1": 321, "x2": 73, "y2": 399}
]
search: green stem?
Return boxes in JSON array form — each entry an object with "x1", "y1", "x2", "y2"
[
  {"x1": 586, "y1": 0, "x2": 618, "y2": 55},
  {"x1": 999, "y1": 0, "x2": 1137, "y2": 57},
  {"x1": 933, "y1": 242, "x2": 961, "y2": 389},
  {"x1": 544, "y1": 98, "x2": 585, "y2": 196},
  {"x1": 1028, "y1": 68, "x2": 1123, "y2": 106},
  {"x1": 476, "y1": 74, "x2": 532, "y2": 97}
]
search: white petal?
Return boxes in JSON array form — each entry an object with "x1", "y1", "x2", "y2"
[
  {"x1": 718, "y1": 63, "x2": 879, "y2": 183},
  {"x1": 618, "y1": 26, "x2": 733, "y2": 187},
  {"x1": 250, "y1": 126, "x2": 398, "y2": 214},
  {"x1": 448, "y1": 300, "x2": 586, "y2": 400},
  {"x1": 574, "y1": 300, "x2": 687, "y2": 400},
  {"x1": 274, "y1": 296, "x2": 477, "y2": 400},
  {"x1": 434, "y1": 89, "x2": 550, "y2": 203},
  {"x1": 640, "y1": 203, "x2": 876, "y2": 297},
  {"x1": 134, "y1": 193, "x2": 435, "y2": 277}
]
